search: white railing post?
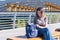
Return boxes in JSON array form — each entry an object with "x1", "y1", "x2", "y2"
[
  {"x1": 56, "y1": 13, "x2": 59, "y2": 23},
  {"x1": 13, "y1": 12, "x2": 17, "y2": 29},
  {"x1": 28, "y1": 14, "x2": 32, "y2": 23},
  {"x1": 49, "y1": 12, "x2": 52, "y2": 24}
]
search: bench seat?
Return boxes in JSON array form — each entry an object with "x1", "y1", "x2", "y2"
[{"x1": 7, "y1": 37, "x2": 43, "y2": 40}]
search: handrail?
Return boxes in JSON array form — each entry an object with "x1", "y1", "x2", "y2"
[{"x1": 0, "y1": 12, "x2": 60, "y2": 30}]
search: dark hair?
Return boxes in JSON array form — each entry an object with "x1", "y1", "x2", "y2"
[
  {"x1": 34, "y1": 7, "x2": 43, "y2": 24},
  {"x1": 36, "y1": 7, "x2": 43, "y2": 18}
]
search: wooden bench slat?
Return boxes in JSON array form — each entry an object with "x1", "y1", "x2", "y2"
[
  {"x1": 52, "y1": 32, "x2": 60, "y2": 37},
  {"x1": 7, "y1": 37, "x2": 43, "y2": 40},
  {"x1": 7, "y1": 38, "x2": 27, "y2": 40}
]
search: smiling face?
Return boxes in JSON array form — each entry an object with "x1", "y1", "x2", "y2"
[{"x1": 37, "y1": 10, "x2": 43, "y2": 18}]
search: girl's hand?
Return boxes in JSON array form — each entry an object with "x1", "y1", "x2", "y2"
[{"x1": 36, "y1": 24, "x2": 41, "y2": 28}]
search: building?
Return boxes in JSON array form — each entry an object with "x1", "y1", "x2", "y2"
[
  {"x1": 6, "y1": 3, "x2": 36, "y2": 12},
  {"x1": 44, "y1": 2, "x2": 60, "y2": 11},
  {"x1": 5, "y1": 2, "x2": 60, "y2": 12}
]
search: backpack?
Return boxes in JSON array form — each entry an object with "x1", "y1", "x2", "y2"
[{"x1": 26, "y1": 22, "x2": 38, "y2": 38}]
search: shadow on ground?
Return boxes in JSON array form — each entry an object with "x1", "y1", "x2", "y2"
[{"x1": 16, "y1": 35, "x2": 27, "y2": 38}]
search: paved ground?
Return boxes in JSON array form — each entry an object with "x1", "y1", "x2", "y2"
[
  {"x1": 0, "y1": 27, "x2": 26, "y2": 40},
  {"x1": 0, "y1": 23, "x2": 60, "y2": 40}
]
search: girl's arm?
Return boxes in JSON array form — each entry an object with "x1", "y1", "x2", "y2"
[
  {"x1": 38, "y1": 23, "x2": 46, "y2": 27},
  {"x1": 37, "y1": 17, "x2": 48, "y2": 27}
]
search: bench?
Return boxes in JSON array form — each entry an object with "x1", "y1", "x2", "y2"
[
  {"x1": 7, "y1": 37, "x2": 43, "y2": 40},
  {"x1": 7, "y1": 32, "x2": 60, "y2": 40},
  {"x1": 52, "y1": 31, "x2": 60, "y2": 40}
]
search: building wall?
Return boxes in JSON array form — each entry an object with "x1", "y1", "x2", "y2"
[
  {"x1": 6, "y1": 4, "x2": 35, "y2": 12},
  {"x1": 44, "y1": 2, "x2": 60, "y2": 11},
  {"x1": 5, "y1": 2, "x2": 60, "y2": 12}
]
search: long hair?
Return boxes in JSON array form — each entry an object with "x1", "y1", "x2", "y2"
[{"x1": 34, "y1": 7, "x2": 43, "y2": 24}]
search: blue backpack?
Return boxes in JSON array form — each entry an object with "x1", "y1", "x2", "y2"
[{"x1": 26, "y1": 22, "x2": 38, "y2": 38}]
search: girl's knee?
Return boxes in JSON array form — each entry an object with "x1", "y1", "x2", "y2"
[{"x1": 44, "y1": 28, "x2": 49, "y2": 32}]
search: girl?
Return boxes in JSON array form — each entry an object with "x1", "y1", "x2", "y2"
[{"x1": 34, "y1": 7, "x2": 54, "y2": 40}]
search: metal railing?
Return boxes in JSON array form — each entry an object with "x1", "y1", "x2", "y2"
[{"x1": 0, "y1": 12, "x2": 60, "y2": 30}]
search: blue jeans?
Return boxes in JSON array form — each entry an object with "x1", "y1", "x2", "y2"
[{"x1": 37, "y1": 28, "x2": 55, "y2": 40}]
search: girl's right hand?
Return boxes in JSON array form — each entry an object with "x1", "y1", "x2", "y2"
[{"x1": 36, "y1": 24, "x2": 41, "y2": 28}]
